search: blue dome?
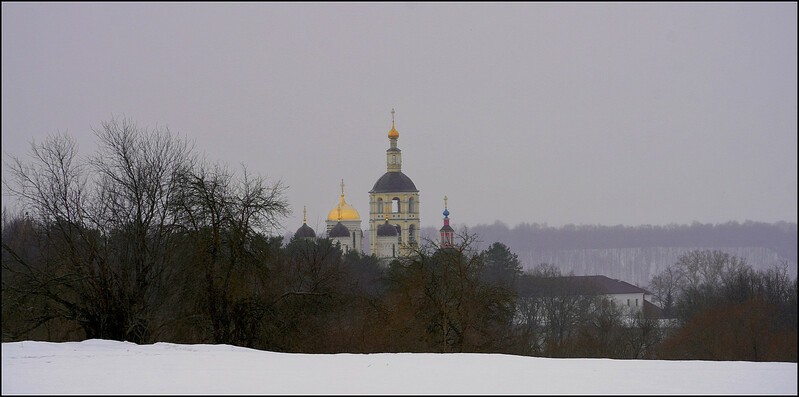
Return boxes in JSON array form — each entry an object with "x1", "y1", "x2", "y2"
[
  {"x1": 370, "y1": 171, "x2": 418, "y2": 193},
  {"x1": 377, "y1": 220, "x2": 399, "y2": 237},
  {"x1": 329, "y1": 222, "x2": 350, "y2": 238},
  {"x1": 443, "y1": 208, "x2": 450, "y2": 218},
  {"x1": 295, "y1": 223, "x2": 316, "y2": 238}
]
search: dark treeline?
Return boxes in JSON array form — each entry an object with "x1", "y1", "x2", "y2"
[
  {"x1": 424, "y1": 221, "x2": 797, "y2": 262},
  {"x1": 3, "y1": 118, "x2": 796, "y2": 362},
  {"x1": 421, "y1": 220, "x2": 797, "y2": 287},
  {"x1": 648, "y1": 250, "x2": 797, "y2": 361},
  {"x1": 6, "y1": 204, "x2": 796, "y2": 361},
  {"x1": 1, "y1": 202, "x2": 524, "y2": 354}
]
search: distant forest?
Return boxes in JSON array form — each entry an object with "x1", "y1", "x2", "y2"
[{"x1": 421, "y1": 221, "x2": 797, "y2": 286}]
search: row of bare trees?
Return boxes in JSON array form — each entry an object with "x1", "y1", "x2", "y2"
[
  {"x1": 2, "y1": 118, "x2": 288, "y2": 344},
  {"x1": 512, "y1": 263, "x2": 662, "y2": 359},
  {"x1": 648, "y1": 250, "x2": 797, "y2": 361},
  {"x1": 4, "y1": 198, "x2": 796, "y2": 360},
  {"x1": 510, "y1": 250, "x2": 797, "y2": 361}
]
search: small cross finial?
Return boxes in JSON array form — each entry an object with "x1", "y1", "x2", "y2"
[
  {"x1": 340, "y1": 179, "x2": 345, "y2": 197},
  {"x1": 391, "y1": 108, "x2": 395, "y2": 127},
  {"x1": 444, "y1": 195, "x2": 448, "y2": 209},
  {"x1": 303, "y1": 206, "x2": 307, "y2": 223}
]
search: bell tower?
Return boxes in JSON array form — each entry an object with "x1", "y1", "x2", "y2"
[{"x1": 369, "y1": 109, "x2": 420, "y2": 257}]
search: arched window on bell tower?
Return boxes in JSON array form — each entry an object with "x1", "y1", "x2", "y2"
[{"x1": 392, "y1": 197, "x2": 400, "y2": 213}]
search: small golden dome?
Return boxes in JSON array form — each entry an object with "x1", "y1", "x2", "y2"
[
  {"x1": 327, "y1": 179, "x2": 361, "y2": 221},
  {"x1": 327, "y1": 201, "x2": 361, "y2": 221}
]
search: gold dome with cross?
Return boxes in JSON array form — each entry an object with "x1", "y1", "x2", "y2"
[{"x1": 326, "y1": 179, "x2": 361, "y2": 221}]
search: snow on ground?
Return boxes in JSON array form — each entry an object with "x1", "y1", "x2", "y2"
[{"x1": 2, "y1": 339, "x2": 796, "y2": 395}]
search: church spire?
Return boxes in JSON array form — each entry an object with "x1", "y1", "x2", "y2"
[
  {"x1": 440, "y1": 195, "x2": 454, "y2": 248},
  {"x1": 338, "y1": 179, "x2": 345, "y2": 221},
  {"x1": 388, "y1": 108, "x2": 399, "y2": 140},
  {"x1": 386, "y1": 109, "x2": 402, "y2": 172}
]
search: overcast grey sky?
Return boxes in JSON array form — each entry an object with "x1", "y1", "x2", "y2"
[{"x1": 2, "y1": 2, "x2": 796, "y2": 234}]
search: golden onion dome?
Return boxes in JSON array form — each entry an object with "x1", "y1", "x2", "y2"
[
  {"x1": 327, "y1": 201, "x2": 361, "y2": 221},
  {"x1": 388, "y1": 125, "x2": 399, "y2": 139},
  {"x1": 327, "y1": 179, "x2": 361, "y2": 221}
]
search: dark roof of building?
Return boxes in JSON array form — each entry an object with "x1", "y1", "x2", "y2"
[
  {"x1": 328, "y1": 222, "x2": 350, "y2": 238},
  {"x1": 377, "y1": 220, "x2": 398, "y2": 237},
  {"x1": 520, "y1": 275, "x2": 647, "y2": 297},
  {"x1": 440, "y1": 225, "x2": 454, "y2": 233},
  {"x1": 370, "y1": 171, "x2": 418, "y2": 193},
  {"x1": 294, "y1": 223, "x2": 316, "y2": 239},
  {"x1": 643, "y1": 300, "x2": 666, "y2": 319},
  {"x1": 572, "y1": 276, "x2": 647, "y2": 294}
]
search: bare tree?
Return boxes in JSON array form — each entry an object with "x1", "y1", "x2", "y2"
[
  {"x1": 4, "y1": 133, "x2": 88, "y2": 224},
  {"x1": 90, "y1": 117, "x2": 195, "y2": 341},
  {"x1": 3, "y1": 133, "x2": 106, "y2": 340},
  {"x1": 651, "y1": 250, "x2": 797, "y2": 361},
  {"x1": 169, "y1": 161, "x2": 289, "y2": 346},
  {"x1": 2, "y1": 117, "x2": 297, "y2": 345},
  {"x1": 2, "y1": 118, "x2": 194, "y2": 342},
  {"x1": 648, "y1": 264, "x2": 682, "y2": 318},
  {"x1": 515, "y1": 265, "x2": 607, "y2": 357},
  {"x1": 382, "y1": 232, "x2": 519, "y2": 353}
]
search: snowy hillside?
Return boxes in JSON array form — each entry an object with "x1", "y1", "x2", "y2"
[{"x1": 2, "y1": 339, "x2": 796, "y2": 395}]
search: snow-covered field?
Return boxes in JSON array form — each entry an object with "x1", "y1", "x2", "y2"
[{"x1": 2, "y1": 339, "x2": 796, "y2": 395}]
